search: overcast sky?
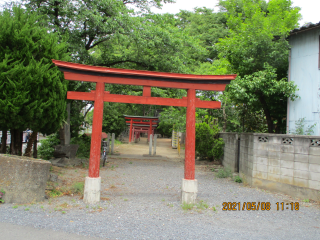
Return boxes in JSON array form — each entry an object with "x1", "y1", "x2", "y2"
[
  {"x1": 151, "y1": 0, "x2": 319, "y2": 26},
  {"x1": 0, "y1": 0, "x2": 318, "y2": 26}
]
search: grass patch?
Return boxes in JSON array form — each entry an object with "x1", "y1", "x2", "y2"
[
  {"x1": 303, "y1": 199, "x2": 310, "y2": 203},
  {"x1": 47, "y1": 188, "x2": 63, "y2": 198},
  {"x1": 13, "y1": 205, "x2": 18, "y2": 209},
  {"x1": 216, "y1": 168, "x2": 232, "y2": 178},
  {"x1": 196, "y1": 200, "x2": 209, "y2": 210},
  {"x1": 70, "y1": 182, "x2": 84, "y2": 195},
  {"x1": 181, "y1": 202, "x2": 195, "y2": 210},
  {"x1": 234, "y1": 175, "x2": 243, "y2": 183}
]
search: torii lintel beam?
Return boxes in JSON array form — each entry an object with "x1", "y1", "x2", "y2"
[{"x1": 67, "y1": 91, "x2": 221, "y2": 109}]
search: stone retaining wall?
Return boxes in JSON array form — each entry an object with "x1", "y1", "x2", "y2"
[{"x1": 0, "y1": 154, "x2": 51, "y2": 203}]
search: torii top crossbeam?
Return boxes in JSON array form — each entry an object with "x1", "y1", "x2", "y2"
[{"x1": 52, "y1": 59, "x2": 236, "y2": 204}]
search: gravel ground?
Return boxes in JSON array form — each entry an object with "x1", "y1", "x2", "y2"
[{"x1": 1, "y1": 157, "x2": 320, "y2": 239}]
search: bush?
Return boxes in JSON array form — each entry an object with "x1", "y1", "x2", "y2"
[
  {"x1": 195, "y1": 119, "x2": 224, "y2": 161},
  {"x1": 38, "y1": 133, "x2": 60, "y2": 160},
  {"x1": 216, "y1": 168, "x2": 232, "y2": 178},
  {"x1": 70, "y1": 134, "x2": 91, "y2": 158},
  {"x1": 234, "y1": 175, "x2": 243, "y2": 183}
]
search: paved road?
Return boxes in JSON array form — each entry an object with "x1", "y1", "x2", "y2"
[{"x1": 1, "y1": 222, "x2": 103, "y2": 240}]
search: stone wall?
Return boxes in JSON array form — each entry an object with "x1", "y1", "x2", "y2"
[
  {"x1": 219, "y1": 133, "x2": 239, "y2": 172},
  {"x1": 0, "y1": 154, "x2": 51, "y2": 203},
  {"x1": 221, "y1": 133, "x2": 320, "y2": 200}
]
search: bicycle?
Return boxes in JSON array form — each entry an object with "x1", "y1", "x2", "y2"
[{"x1": 102, "y1": 140, "x2": 108, "y2": 167}]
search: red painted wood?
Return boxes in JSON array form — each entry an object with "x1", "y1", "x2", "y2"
[
  {"x1": 125, "y1": 121, "x2": 158, "y2": 125},
  {"x1": 143, "y1": 86, "x2": 151, "y2": 97},
  {"x1": 185, "y1": 89, "x2": 196, "y2": 180},
  {"x1": 67, "y1": 91, "x2": 221, "y2": 109},
  {"x1": 64, "y1": 72, "x2": 229, "y2": 91},
  {"x1": 53, "y1": 59, "x2": 237, "y2": 81},
  {"x1": 129, "y1": 119, "x2": 133, "y2": 143},
  {"x1": 89, "y1": 82, "x2": 105, "y2": 178}
]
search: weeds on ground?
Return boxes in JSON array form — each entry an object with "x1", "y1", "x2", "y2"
[
  {"x1": 216, "y1": 168, "x2": 232, "y2": 178},
  {"x1": 70, "y1": 182, "x2": 84, "y2": 195},
  {"x1": 182, "y1": 202, "x2": 195, "y2": 210},
  {"x1": 303, "y1": 199, "x2": 310, "y2": 203},
  {"x1": 47, "y1": 188, "x2": 63, "y2": 198},
  {"x1": 13, "y1": 205, "x2": 18, "y2": 209},
  {"x1": 0, "y1": 189, "x2": 5, "y2": 203},
  {"x1": 197, "y1": 200, "x2": 209, "y2": 210},
  {"x1": 234, "y1": 175, "x2": 243, "y2": 183}
]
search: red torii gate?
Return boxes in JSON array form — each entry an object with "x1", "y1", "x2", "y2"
[
  {"x1": 52, "y1": 60, "x2": 236, "y2": 204},
  {"x1": 124, "y1": 115, "x2": 159, "y2": 143}
]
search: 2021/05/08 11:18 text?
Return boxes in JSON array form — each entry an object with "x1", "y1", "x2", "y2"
[{"x1": 222, "y1": 202, "x2": 300, "y2": 211}]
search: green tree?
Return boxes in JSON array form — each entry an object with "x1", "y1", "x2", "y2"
[
  {"x1": 177, "y1": 7, "x2": 229, "y2": 61},
  {"x1": 217, "y1": 0, "x2": 301, "y2": 133},
  {"x1": 0, "y1": 6, "x2": 69, "y2": 155}
]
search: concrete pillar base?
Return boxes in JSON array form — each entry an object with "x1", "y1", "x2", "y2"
[
  {"x1": 83, "y1": 176, "x2": 101, "y2": 204},
  {"x1": 181, "y1": 178, "x2": 198, "y2": 204}
]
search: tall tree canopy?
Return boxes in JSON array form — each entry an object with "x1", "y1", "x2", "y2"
[
  {"x1": 216, "y1": 0, "x2": 301, "y2": 133},
  {"x1": 0, "y1": 6, "x2": 69, "y2": 154}
]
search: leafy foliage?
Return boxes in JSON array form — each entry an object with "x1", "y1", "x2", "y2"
[
  {"x1": 195, "y1": 116, "x2": 224, "y2": 161},
  {"x1": 70, "y1": 134, "x2": 91, "y2": 158},
  {"x1": 38, "y1": 133, "x2": 60, "y2": 160},
  {"x1": 234, "y1": 175, "x2": 243, "y2": 183},
  {"x1": 290, "y1": 118, "x2": 317, "y2": 135},
  {"x1": 217, "y1": 0, "x2": 301, "y2": 133},
  {"x1": 226, "y1": 65, "x2": 298, "y2": 133},
  {"x1": 0, "y1": 6, "x2": 69, "y2": 134}
]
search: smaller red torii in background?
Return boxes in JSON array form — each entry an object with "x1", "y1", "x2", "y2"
[
  {"x1": 52, "y1": 60, "x2": 236, "y2": 204},
  {"x1": 124, "y1": 115, "x2": 159, "y2": 143}
]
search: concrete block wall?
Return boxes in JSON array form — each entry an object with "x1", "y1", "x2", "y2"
[
  {"x1": 219, "y1": 133, "x2": 239, "y2": 172},
  {"x1": 238, "y1": 133, "x2": 320, "y2": 200}
]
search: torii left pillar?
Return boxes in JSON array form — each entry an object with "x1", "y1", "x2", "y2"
[
  {"x1": 83, "y1": 82, "x2": 105, "y2": 204},
  {"x1": 181, "y1": 89, "x2": 198, "y2": 204}
]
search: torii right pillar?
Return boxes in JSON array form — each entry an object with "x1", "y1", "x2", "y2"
[{"x1": 182, "y1": 88, "x2": 197, "y2": 204}]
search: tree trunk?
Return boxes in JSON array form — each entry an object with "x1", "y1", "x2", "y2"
[
  {"x1": 259, "y1": 94, "x2": 274, "y2": 133},
  {"x1": 24, "y1": 131, "x2": 37, "y2": 157},
  {"x1": 10, "y1": 129, "x2": 23, "y2": 155},
  {"x1": 1, "y1": 130, "x2": 7, "y2": 153}
]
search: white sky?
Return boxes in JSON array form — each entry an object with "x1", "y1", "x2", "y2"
[
  {"x1": 151, "y1": 0, "x2": 320, "y2": 26},
  {"x1": 0, "y1": 0, "x2": 318, "y2": 26}
]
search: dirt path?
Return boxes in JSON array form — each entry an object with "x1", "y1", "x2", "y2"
[{"x1": 111, "y1": 137, "x2": 185, "y2": 161}]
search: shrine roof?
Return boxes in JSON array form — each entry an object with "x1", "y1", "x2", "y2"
[{"x1": 52, "y1": 60, "x2": 236, "y2": 83}]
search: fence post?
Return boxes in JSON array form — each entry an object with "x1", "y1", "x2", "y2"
[
  {"x1": 111, "y1": 133, "x2": 115, "y2": 154},
  {"x1": 153, "y1": 134, "x2": 157, "y2": 155},
  {"x1": 149, "y1": 134, "x2": 152, "y2": 155}
]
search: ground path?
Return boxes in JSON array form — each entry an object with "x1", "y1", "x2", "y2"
[{"x1": 1, "y1": 138, "x2": 320, "y2": 239}]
